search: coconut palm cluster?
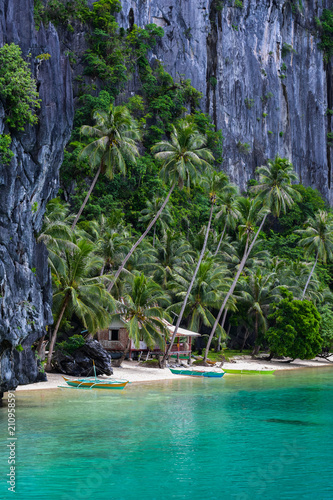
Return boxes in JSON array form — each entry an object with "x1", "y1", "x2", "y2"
[{"x1": 40, "y1": 104, "x2": 333, "y2": 368}]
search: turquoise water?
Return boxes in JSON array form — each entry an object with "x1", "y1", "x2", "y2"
[{"x1": 1, "y1": 368, "x2": 333, "y2": 500}]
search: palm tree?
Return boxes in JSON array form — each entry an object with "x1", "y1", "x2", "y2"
[
  {"x1": 162, "y1": 170, "x2": 228, "y2": 365},
  {"x1": 203, "y1": 197, "x2": 269, "y2": 362},
  {"x1": 83, "y1": 215, "x2": 131, "y2": 276},
  {"x1": 296, "y1": 211, "x2": 333, "y2": 299},
  {"x1": 214, "y1": 187, "x2": 240, "y2": 255},
  {"x1": 37, "y1": 198, "x2": 76, "y2": 356},
  {"x1": 237, "y1": 268, "x2": 277, "y2": 355},
  {"x1": 204, "y1": 156, "x2": 301, "y2": 362},
  {"x1": 45, "y1": 238, "x2": 116, "y2": 371},
  {"x1": 168, "y1": 257, "x2": 229, "y2": 335},
  {"x1": 154, "y1": 230, "x2": 195, "y2": 286},
  {"x1": 107, "y1": 119, "x2": 214, "y2": 292},
  {"x1": 111, "y1": 273, "x2": 171, "y2": 366},
  {"x1": 71, "y1": 104, "x2": 141, "y2": 229},
  {"x1": 139, "y1": 196, "x2": 173, "y2": 247}
]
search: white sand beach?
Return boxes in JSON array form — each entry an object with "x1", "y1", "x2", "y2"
[{"x1": 14, "y1": 355, "x2": 333, "y2": 392}]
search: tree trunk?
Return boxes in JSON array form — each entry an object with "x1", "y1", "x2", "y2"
[
  {"x1": 71, "y1": 165, "x2": 102, "y2": 230},
  {"x1": 240, "y1": 327, "x2": 250, "y2": 352},
  {"x1": 302, "y1": 252, "x2": 319, "y2": 300},
  {"x1": 216, "y1": 309, "x2": 228, "y2": 351},
  {"x1": 204, "y1": 213, "x2": 268, "y2": 363},
  {"x1": 114, "y1": 338, "x2": 131, "y2": 367},
  {"x1": 161, "y1": 202, "x2": 215, "y2": 366},
  {"x1": 108, "y1": 183, "x2": 176, "y2": 292},
  {"x1": 204, "y1": 236, "x2": 250, "y2": 363},
  {"x1": 251, "y1": 311, "x2": 259, "y2": 357},
  {"x1": 45, "y1": 295, "x2": 70, "y2": 371},
  {"x1": 37, "y1": 335, "x2": 45, "y2": 358},
  {"x1": 153, "y1": 225, "x2": 156, "y2": 248},
  {"x1": 214, "y1": 220, "x2": 227, "y2": 256}
]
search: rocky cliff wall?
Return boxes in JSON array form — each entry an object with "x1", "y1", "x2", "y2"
[
  {"x1": 0, "y1": 0, "x2": 73, "y2": 393},
  {"x1": 118, "y1": 0, "x2": 333, "y2": 201}
]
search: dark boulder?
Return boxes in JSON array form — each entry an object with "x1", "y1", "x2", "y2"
[{"x1": 53, "y1": 339, "x2": 113, "y2": 377}]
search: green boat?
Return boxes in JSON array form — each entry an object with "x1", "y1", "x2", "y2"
[
  {"x1": 223, "y1": 369, "x2": 275, "y2": 375},
  {"x1": 170, "y1": 368, "x2": 224, "y2": 378},
  {"x1": 61, "y1": 376, "x2": 128, "y2": 389}
]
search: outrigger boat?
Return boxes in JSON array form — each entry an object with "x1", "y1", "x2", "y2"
[
  {"x1": 223, "y1": 369, "x2": 275, "y2": 375},
  {"x1": 170, "y1": 368, "x2": 224, "y2": 378},
  {"x1": 59, "y1": 361, "x2": 129, "y2": 390},
  {"x1": 62, "y1": 377, "x2": 128, "y2": 390}
]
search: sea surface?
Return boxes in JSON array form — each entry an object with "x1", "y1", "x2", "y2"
[{"x1": 1, "y1": 367, "x2": 333, "y2": 500}]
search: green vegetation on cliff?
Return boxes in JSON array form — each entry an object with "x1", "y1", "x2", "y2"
[{"x1": 33, "y1": 0, "x2": 333, "y2": 363}]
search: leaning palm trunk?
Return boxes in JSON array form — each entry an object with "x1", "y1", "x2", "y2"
[
  {"x1": 45, "y1": 294, "x2": 70, "y2": 371},
  {"x1": 107, "y1": 183, "x2": 176, "y2": 292},
  {"x1": 214, "y1": 220, "x2": 227, "y2": 256},
  {"x1": 301, "y1": 252, "x2": 319, "y2": 300},
  {"x1": 252, "y1": 312, "x2": 259, "y2": 356},
  {"x1": 204, "y1": 213, "x2": 268, "y2": 362},
  {"x1": 216, "y1": 309, "x2": 228, "y2": 351},
  {"x1": 204, "y1": 237, "x2": 250, "y2": 363},
  {"x1": 71, "y1": 165, "x2": 102, "y2": 230},
  {"x1": 114, "y1": 339, "x2": 131, "y2": 367},
  {"x1": 161, "y1": 202, "x2": 215, "y2": 366}
]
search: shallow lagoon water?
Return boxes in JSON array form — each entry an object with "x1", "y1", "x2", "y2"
[{"x1": 1, "y1": 368, "x2": 333, "y2": 500}]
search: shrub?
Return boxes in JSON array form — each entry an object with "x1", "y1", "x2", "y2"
[
  {"x1": 57, "y1": 334, "x2": 86, "y2": 354},
  {"x1": 327, "y1": 132, "x2": 333, "y2": 147},
  {"x1": 237, "y1": 141, "x2": 251, "y2": 154},
  {"x1": 317, "y1": 9, "x2": 333, "y2": 61},
  {"x1": 0, "y1": 134, "x2": 14, "y2": 165},
  {"x1": 0, "y1": 43, "x2": 40, "y2": 130},
  {"x1": 244, "y1": 97, "x2": 254, "y2": 109},
  {"x1": 281, "y1": 42, "x2": 296, "y2": 58},
  {"x1": 265, "y1": 289, "x2": 322, "y2": 359}
]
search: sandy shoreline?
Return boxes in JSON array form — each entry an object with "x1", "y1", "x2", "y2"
[{"x1": 14, "y1": 355, "x2": 333, "y2": 392}]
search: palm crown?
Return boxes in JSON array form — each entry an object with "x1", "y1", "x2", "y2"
[
  {"x1": 80, "y1": 104, "x2": 141, "y2": 178},
  {"x1": 151, "y1": 119, "x2": 214, "y2": 189},
  {"x1": 251, "y1": 156, "x2": 301, "y2": 217},
  {"x1": 297, "y1": 211, "x2": 333, "y2": 264}
]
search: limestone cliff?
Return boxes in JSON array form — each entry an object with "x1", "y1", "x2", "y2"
[
  {"x1": 0, "y1": 0, "x2": 73, "y2": 392},
  {"x1": 119, "y1": 0, "x2": 333, "y2": 201}
]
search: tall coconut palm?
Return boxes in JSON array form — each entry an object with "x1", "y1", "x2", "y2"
[
  {"x1": 214, "y1": 187, "x2": 240, "y2": 255},
  {"x1": 162, "y1": 170, "x2": 228, "y2": 365},
  {"x1": 107, "y1": 119, "x2": 214, "y2": 292},
  {"x1": 45, "y1": 238, "x2": 116, "y2": 371},
  {"x1": 296, "y1": 211, "x2": 333, "y2": 299},
  {"x1": 139, "y1": 196, "x2": 173, "y2": 247},
  {"x1": 237, "y1": 269, "x2": 277, "y2": 355},
  {"x1": 71, "y1": 104, "x2": 141, "y2": 229},
  {"x1": 154, "y1": 229, "x2": 195, "y2": 286},
  {"x1": 38, "y1": 198, "x2": 77, "y2": 277},
  {"x1": 83, "y1": 215, "x2": 132, "y2": 276},
  {"x1": 111, "y1": 273, "x2": 171, "y2": 366},
  {"x1": 168, "y1": 257, "x2": 229, "y2": 335},
  {"x1": 203, "y1": 197, "x2": 269, "y2": 362},
  {"x1": 204, "y1": 156, "x2": 301, "y2": 362}
]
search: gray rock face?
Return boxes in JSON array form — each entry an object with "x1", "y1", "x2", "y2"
[
  {"x1": 0, "y1": 0, "x2": 73, "y2": 392},
  {"x1": 119, "y1": 0, "x2": 333, "y2": 201}
]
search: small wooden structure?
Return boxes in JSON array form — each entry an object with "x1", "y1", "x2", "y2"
[{"x1": 97, "y1": 319, "x2": 200, "y2": 361}]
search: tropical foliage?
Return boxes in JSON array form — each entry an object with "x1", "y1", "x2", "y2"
[
  {"x1": 265, "y1": 289, "x2": 322, "y2": 360},
  {"x1": 34, "y1": 1, "x2": 333, "y2": 365}
]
